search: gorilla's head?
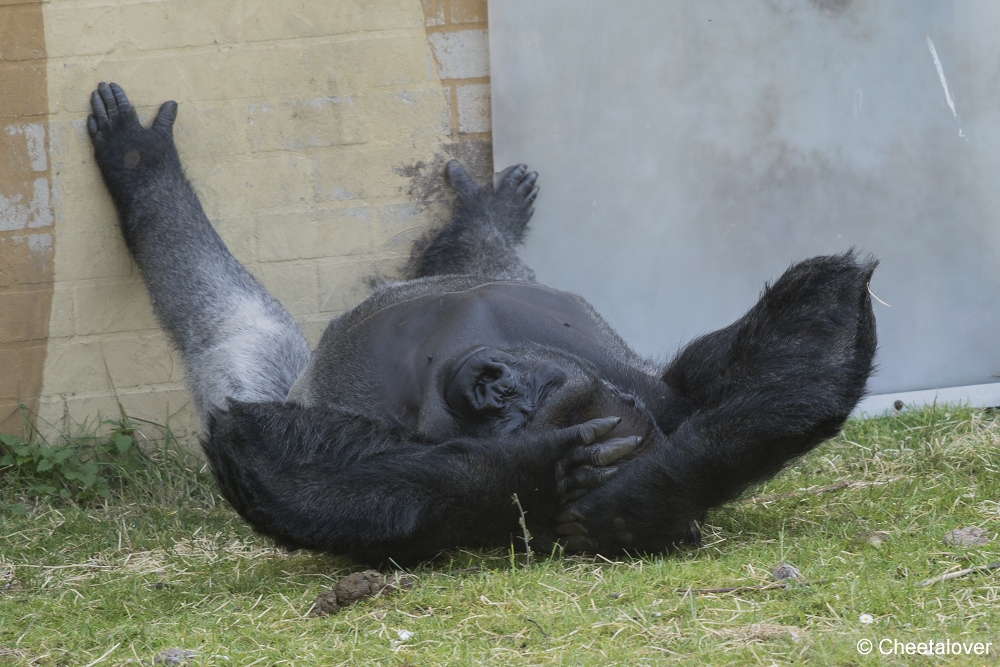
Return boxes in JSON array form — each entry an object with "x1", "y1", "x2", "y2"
[{"x1": 416, "y1": 345, "x2": 660, "y2": 448}]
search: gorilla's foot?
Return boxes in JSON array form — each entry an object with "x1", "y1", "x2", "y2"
[
  {"x1": 488, "y1": 163, "x2": 539, "y2": 243},
  {"x1": 446, "y1": 159, "x2": 539, "y2": 244}
]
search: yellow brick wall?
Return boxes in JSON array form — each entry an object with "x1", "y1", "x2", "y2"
[
  {"x1": 0, "y1": 0, "x2": 54, "y2": 435},
  {"x1": 17, "y1": 0, "x2": 493, "y2": 442}
]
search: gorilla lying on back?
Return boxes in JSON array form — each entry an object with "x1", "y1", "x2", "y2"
[{"x1": 87, "y1": 82, "x2": 877, "y2": 564}]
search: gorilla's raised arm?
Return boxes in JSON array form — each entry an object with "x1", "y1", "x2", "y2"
[{"x1": 88, "y1": 83, "x2": 310, "y2": 422}]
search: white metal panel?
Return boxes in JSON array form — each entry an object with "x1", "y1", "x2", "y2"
[{"x1": 489, "y1": 0, "x2": 1000, "y2": 403}]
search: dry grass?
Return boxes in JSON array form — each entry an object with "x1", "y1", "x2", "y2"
[{"x1": 3, "y1": 406, "x2": 1000, "y2": 665}]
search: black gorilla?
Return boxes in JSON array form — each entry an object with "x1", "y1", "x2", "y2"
[{"x1": 87, "y1": 83, "x2": 877, "y2": 564}]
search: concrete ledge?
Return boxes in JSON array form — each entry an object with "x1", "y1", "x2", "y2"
[{"x1": 853, "y1": 382, "x2": 1000, "y2": 418}]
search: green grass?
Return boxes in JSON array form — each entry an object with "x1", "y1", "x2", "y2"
[{"x1": 3, "y1": 406, "x2": 1000, "y2": 665}]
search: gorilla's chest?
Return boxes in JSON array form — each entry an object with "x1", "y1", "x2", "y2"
[
  {"x1": 365, "y1": 282, "x2": 605, "y2": 361},
  {"x1": 289, "y1": 282, "x2": 615, "y2": 427},
  {"x1": 362, "y1": 283, "x2": 606, "y2": 417}
]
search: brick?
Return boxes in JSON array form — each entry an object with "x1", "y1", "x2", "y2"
[
  {"x1": 170, "y1": 104, "x2": 253, "y2": 161},
  {"x1": 72, "y1": 278, "x2": 159, "y2": 336},
  {"x1": 49, "y1": 225, "x2": 134, "y2": 283},
  {"x1": 252, "y1": 260, "x2": 319, "y2": 315},
  {"x1": 257, "y1": 206, "x2": 373, "y2": 262},
  {"x1": 362, "y1": 0, "x2": 424, "y2": 31},
  {"x1": 35, "y1": 337, "x2": 112, "y2": 395},
  {"x1": 48, "y1": 50, "x2": 254, "y2": 112},
  {"x1": 0, "y1": 176, "x2": 52, "y2": 231},
  {"x1": 0, "y1": 3, "x2": 44, "y2": 62},
  {"x1": 242, "y1": 0, "x2": 363, "y2": 42},
  {"x1": 0, "y1": 232, "x2": 53, "y2": 287},
  {"x1": 0, "y1": 284, "x2": 50, "y2": 342},
  {"x1": 450, "y1": 0, "x2": 488, "y2": 24},
  {"x1": 427, "y1": 29, "x2": 489, "y2": 79},
  {"x1": 0, "y1": 60, "x2": 47, "y2": 118},
  {"x1": 313, "y1": 145, "x2": 425, "y2": 202},
  {"x1": 44, "y1": 0, "x2": 241, "y2": 59},
  {"x1": 360, "y1": 87, "x2": 451, "y2": 143},
  {"x1": 36, "y1": 387, "x2": 200, "y2": 448},
  {"x1": 41, "y1": 333, "x2": 178, "y2": 395},
  {"x1": 373, "y1": 202, "x2": 435, "y2": 249},
  {"x1": 317, "y1": 258, "x2": 380, "y2": 312},
  {"x1": 420, "y1": 0, "x2": 445, "y2": 26},
  {"x1": 185, "y1": 153, "x2": 314, "y2": 217},
  {"x1": 46, "y1": 283, "x2": 75, "y2": 339},
  {"x1": 247, "y1": 96, "x2": 369, "y2": 152},
  {"x1": 456, "y1": 82, "x2": 491, "y2": 133},
  {"x1": 0, "y1": 122, "x2": 47, "y2": 181},
  {"x1": 0, "y1": 401, "x2": 29, "y2": 437},
  {"x1": 0, "y1": 341, "x2": 46, "y2": 401},
  {"x1": 302, "y1": 33, "x2": 429, "y2": 93},
  {"x1": 212, "y1": 217, "x2": 258, "y2": 265},
  {"x1": 50, "y1": 32, "x2": 431, "y2": 111}
]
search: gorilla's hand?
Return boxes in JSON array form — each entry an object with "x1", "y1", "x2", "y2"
[
  {"x1": 88, "y1": 82, "x2": 180, "y2": 212},
  {"x1": 553, "y1": 426, "x2": 642, "y2": 551}
]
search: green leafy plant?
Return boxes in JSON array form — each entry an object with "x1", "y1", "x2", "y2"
[{"x1": 0, "y1": 407, "x2": 145, "y2": 504}]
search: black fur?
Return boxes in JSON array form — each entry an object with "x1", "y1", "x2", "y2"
[{"x1": 88, "y1": 83, "x2": 878, "y2": 564}]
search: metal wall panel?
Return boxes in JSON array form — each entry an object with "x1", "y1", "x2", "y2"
[{"x1": 489, "y1": 0, "x2": 1000, "y2": 407}]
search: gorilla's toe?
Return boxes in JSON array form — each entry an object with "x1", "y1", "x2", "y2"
[
  {"x1": 490, "y1": 163, "x2": 539, "y2": 236},
  {"x1": 446, "y1": 159, "x2": 481, "y2": 199}
]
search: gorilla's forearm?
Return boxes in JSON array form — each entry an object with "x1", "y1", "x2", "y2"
[{"x1": 203, "y1": 402, "x2": 607, "y2": 563}]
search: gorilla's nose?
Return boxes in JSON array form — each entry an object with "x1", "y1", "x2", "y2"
[{"x1": 444, "y1": 346, "x2": 519, "y2": 416}]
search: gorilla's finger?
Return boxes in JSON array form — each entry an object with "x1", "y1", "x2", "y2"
[
  {"x1": 563, "y1": 535, "x2": 598, "y2": 553},
  {"x1": 98, "y1": 82, "x2": 118, "y2": 125},
  {"x1": 568, "y1": 465, "x2": 619, "y2": 489},
  {"x1": 555, "y1": 522, "x2": 588, "y2": 536},
  {"x1": 91, "y1": 89, "x2": 110, "y2": 132},
  {"x1": 568, "y1": 416, "x2": 621, "y2": 446},
  {"x1": 87, "y1": 115, "x2": 99, "y2": 141},
  {"x1": 567, "y1": 436, "x2": 641, "y2": 467},
  {"x1": 517, "y1": 171, "x2": 538, "y2": 195},
  {"x1": 446, "y1": 159, "x2": 480, "y2": 198},
  {"x1": 525, "y1": 186, "x2": 540, "y2": 205},
  {"x1": 109, "y1": 83, "x2": 133, "y2": 119},
  {"x1": 153, "y1": 101, "x2": 178, "y2": 134}
]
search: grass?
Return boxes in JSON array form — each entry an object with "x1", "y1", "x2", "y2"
[{"x1": 3, "y1": 406, "x2": 1000, "y2": 666}]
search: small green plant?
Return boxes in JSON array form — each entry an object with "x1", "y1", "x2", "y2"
[{"x1": 0, "y1": 407, "x2": 145, "y2": 506}]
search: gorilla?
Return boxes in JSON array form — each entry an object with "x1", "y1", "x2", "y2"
[{"x1": 87, "y1": 82, "x2": 877, "y2": 564}]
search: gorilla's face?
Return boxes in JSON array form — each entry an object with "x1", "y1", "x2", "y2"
[{"x1": 416, "y1": 345, "x2": 658, "y2": 446}]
